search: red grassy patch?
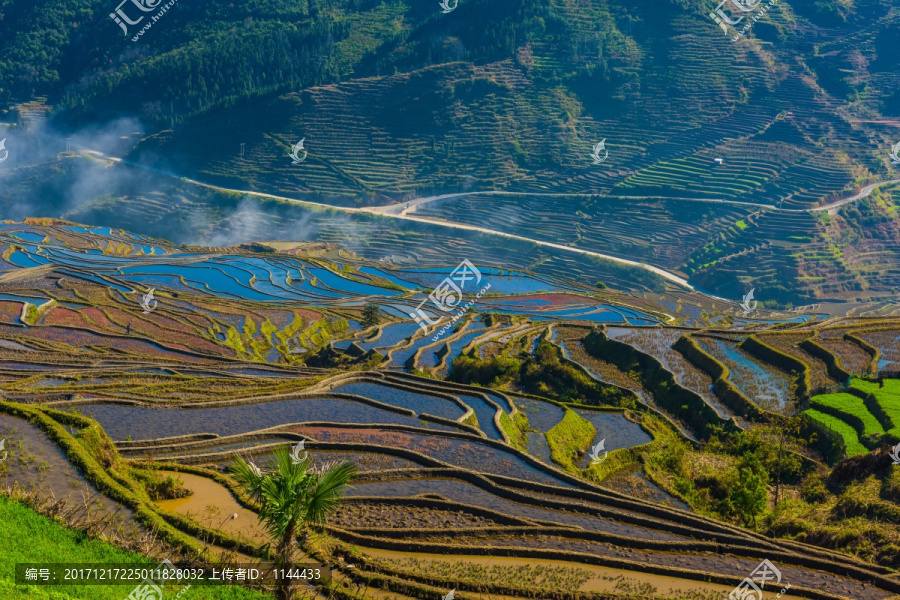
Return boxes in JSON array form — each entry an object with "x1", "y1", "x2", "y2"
[
  {"x1": 40, "y1": 307, "x2": 92, "y2": 328},
  {"x1": 0, "y1": 301, "x2": 23, "y2": 324}
]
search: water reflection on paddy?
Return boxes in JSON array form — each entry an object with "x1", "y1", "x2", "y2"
[
  {"x1": 333, "y1": 382, "x2": 464, "y2": 420},
  {"x1": 82, "y1": 397, "x2": 423, "y2": 441}
]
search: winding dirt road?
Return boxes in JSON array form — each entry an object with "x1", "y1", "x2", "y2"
[{"x1": 371, "y1": 180, "x2": 900, "y2": 216}]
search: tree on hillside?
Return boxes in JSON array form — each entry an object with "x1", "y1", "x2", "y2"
[
  {"x1": 232, "y1": 448, "x2": 357, "y2": 600},
  {"x1": 361, "y1": 302, "x2": 380, "y2": 328},
  {"x1": 728, "y1": 467, "x2": 768, "y2": 529}
]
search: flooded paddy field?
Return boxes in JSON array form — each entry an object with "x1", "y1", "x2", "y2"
[
  {"x1": 332, "y1": 381, "x2": 466, "y2": 421},
  {"x1": 290, "y1": 426, "x2": 575, "y2": 487},
  {"x1": 346, "y1": 478, "x2": 683, "y2": 541},
  {"x1": 0, "y1": 223, "x2": 897, "y2": 600},
  {"x1": 572, "y1": 409, "x2": 652, "y2": 469},
  {"x1": 694, "y1": 336, "x2": 793, "y2": 412},
  {"x1": 80, "y1": 396, "x2": 424, "y2": 441}
]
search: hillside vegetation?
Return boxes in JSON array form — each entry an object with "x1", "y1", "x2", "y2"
[{"x1": 1, "y1": 0, "x2": 900, "y2": 304}]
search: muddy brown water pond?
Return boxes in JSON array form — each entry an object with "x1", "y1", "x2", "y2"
[
  {"x1": 81, "y1": 397, "x2": 424, "y2": 441},
  {"x1": 345, "y1": 478, "x2": 683, "y2": 541},
  {"x1": 294, "y1": 426, "x2": 575, "y2": 488},
  {"x1": 0, "y1": 414, "x2": 142, "y2": 538},
  {"x1": 156, "y1": 471, "x2": 269, "y2": 544}
]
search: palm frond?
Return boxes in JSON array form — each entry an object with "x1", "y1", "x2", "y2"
[
  {"x1": 304, "y1": 461, "x2": 358, "y2": 526},
  {"x1": 231, "y1": 453, "x2": 266, "y2": 499}
]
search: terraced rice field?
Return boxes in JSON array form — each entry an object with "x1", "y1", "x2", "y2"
[
  {"x1": 804, "y1": 378, "x2": 900, "y2": 457},
  {"x1": 78, "y1": 396, "x2": 425, "y2": 441},
  {"x1": 333, "y1": 381, "x2": 466, "y2": 421},
  {"x1": 3, "y1": 224, "x2": 900, "y2": 600},
  {"x1": 573, "y1": 409, "x2": 653, "y2": 469},
  {"x1": 606, "y1": 327, "x2": 727, "y2": 417},
  {"x1": 857, "y1": 329, "x2": 900, "y2": 375},
  {"x1": 694, "y1": 336, "x2": 794, "y2": 412}
]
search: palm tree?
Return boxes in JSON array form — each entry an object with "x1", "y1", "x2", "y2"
[{"x1": 232, "y1": 446, "x2": 357, "y2": 600}]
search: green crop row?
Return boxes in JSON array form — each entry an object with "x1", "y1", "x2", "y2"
[
  {"x1": 850, "y1": 378, "x2": 900, "y2": 443},
  {"x1": 803, "y1": 408, "x2": 868, "y2": 458},
  {"x1": 809, "y1": 393, "x2": 885, "y2": 440},
  {"x1": 805, "y1": 377, "x2": 900, "y2": 459}
]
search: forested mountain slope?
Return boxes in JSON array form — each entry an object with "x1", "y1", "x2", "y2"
[{"x1": 1, "y1": 0, "x2": 899, "y2": 304}]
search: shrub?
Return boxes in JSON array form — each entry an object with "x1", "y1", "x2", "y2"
[
  {"x1": 728, "y1": 467, "x2": 769, "y2": 528},
  {"x1": 134, "y1": 470, "x2": 193, "y2": 501},
  {"x1": 800, "y1": 474, "x2": 829, "y2": 503},
  {"x1": 448, "y1": 354, "x2": 521, "y2": 386},
  {"x1": 361, "y1": 302, "x2": 381, "y2": 328}
]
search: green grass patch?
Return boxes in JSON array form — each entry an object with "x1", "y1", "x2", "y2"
[
  {"x1": 499, "y1": 410, "x2": 530, "y2": 451},
  {"x1": 0, "y1": 496, "x2": 270, "y2": 599},
  {"x1": 804, "y1": 408, "x2": 868, "y2": 457},
  {"x1": 850, "y1": 378, "x2": 900, "y2": 441},
  {"x1": 809, "y1": 392, "x2": 885, "y2": 439},
  {"x1": 545, "y1": 409, "x2": 595, "y2": 473}
]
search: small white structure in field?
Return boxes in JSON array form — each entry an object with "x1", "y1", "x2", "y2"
[{"x1": 714, "y1": 158, "x2": 723, "y2": 165}]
